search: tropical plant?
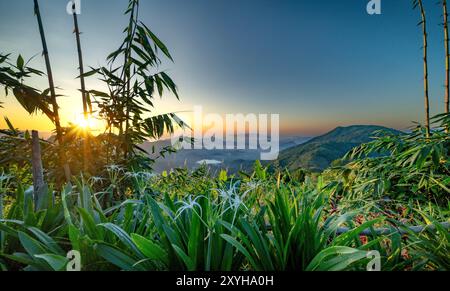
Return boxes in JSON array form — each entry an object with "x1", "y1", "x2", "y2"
[
  {"x1": 82, "y1": 0, "x2": 188, "y2": 169},
  {"x1": 1, "y1": 0, "x2": 449, "y2": 273},
  {"x1": 0, "y1": 54, "x2": 49, "y2": 119},
  {"x1": 221, "y1": 180, "x2": 387, "y2": 271},
  {"x1": 331, "y1": 115, "x2": 450, "y2": 209}
]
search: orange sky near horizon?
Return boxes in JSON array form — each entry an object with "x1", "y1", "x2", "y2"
[
  {"x1": 0, "y1": 0, "x2": 445, "y2": 140},
  {"x1": 0, "y1": 97, "x2": 415, "y2": 138}
]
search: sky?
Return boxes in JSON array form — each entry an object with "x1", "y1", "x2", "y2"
[{"x1": 0, "y1": 0, "x2": 448, "y2": 136}]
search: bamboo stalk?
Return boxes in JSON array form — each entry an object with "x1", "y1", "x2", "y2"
[
  {"x1": 33, "y1": 0, "x2": 62, "y2": 146},
  {"x1": 33, "y1": 0, "x2": 71, "y2": 181},
  {"x1": 73, "y1": 6, "x2": 89, "y2": 120},
  {"x1": 123, "y1": 0, "x2": 139, "y2": 159},
  {"x1": 444, "y1": 0, "x2": 450, "y2": 132},
  {"x1": 418, "y1": 0, "x2": 431, "y2": 137},
  {"x1": 71, "y1": 1, "x2": 91, "y2": 172}
]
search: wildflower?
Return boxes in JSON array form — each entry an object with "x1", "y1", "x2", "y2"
[
  {"x1": 106, "y1": 164, "x2": 124, "y2": 172},
  {"x1": 89, "y1": 176, "x2": 105, "y2": 184},
  {"x1": 174, "y1": 195, "x2": 206, "y2": 219}
]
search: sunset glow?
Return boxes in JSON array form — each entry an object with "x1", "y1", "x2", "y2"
[
  {"x1": 0, "y1": 0, "x2": 448, "y2": 274},
  {"x1": 72, "y1": 114, "x2": 99, "y2": 130}
]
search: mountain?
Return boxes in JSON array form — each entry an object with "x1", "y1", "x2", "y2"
[
  {"x1": 141, "y1": 135, "x2": 311, "y2": 173},
  {"x1": 275, "y1": 125, "x2": 401, "y2": 172}
]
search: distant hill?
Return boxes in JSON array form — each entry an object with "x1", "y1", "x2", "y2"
[
  {"x1": 141, "y1": 135, "x2": 311, "y2": 173},
  {"x1": 275, "y1": 125, "x2": 401, "y2": 172}
]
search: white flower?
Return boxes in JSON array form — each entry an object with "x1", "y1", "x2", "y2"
[
  {"x1": 106, "y1": 164, "x2": 123, "y2": 172},
  {"x1": 89, "y1": 176, "x2": 105, "y2": 184},
  {"x1": 174, "y1": 195, "x2": 206, "y2": 219}
]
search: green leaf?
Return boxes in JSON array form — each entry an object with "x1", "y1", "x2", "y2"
[
  {"x1": 131, "y1": 233, "x2": 168, "y2": 265},
  {"x1": 220, "y1": 234, "x2": 259, "y2": 271},
  {"x1": 141, "y1": 22, "x2": 173, "y2": 61},
  {"x1": 187, "y1": 211, "x2": 200, "y2": 267},
  {"x1": 18, "y1": 231, "x2": 48, "y2": 257},
  {"x1": 77, "y1": 69, "x2": 98, "y2": 78},
  {"x1": 95, "y1": 243, "x2": 138, "y2": 271},
  {"x1": 306, "y1": 246, "x2": 368, "y2": 271},
  {"x1": 1, "y1": 252, "x2": 35, "y2": 266},
  {"x1": 172, "y1": 244, "x2": 195, "y2": 271},
  {"x1": 17, "y1": 55, "x2": 24, "y2": 70},
  {"x1": 89, "y1": 90, "x2": 110, "y2": 98},
  {"x1": 100, "y1": 223, "x2": 142, "y2": 256},
  {"x1": 28, "y1": 227, "x2": 65, "y2": 255},
  {"x1": 61, "y1": 184, "x2": 73, "y2": 225},
  {"x1": 78, "y1": 207, "x2": 101, "y2": 239},
  {"x1": 34, "y1": 254, "x2": 68, "y2": 271},
  {"x1": 68, "y1": 224, "x2": 81, "y2": 251},
  {"x1": 333, "y1": 219, "x2": 382, "y2": 246},
  {"x1": 4, "y1": 117, "x2": 17, "y2": 133}
]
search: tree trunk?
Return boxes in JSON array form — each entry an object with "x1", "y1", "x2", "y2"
[
  {"x1": 33, "y1": 0, "x2": 71, "y2": 181},
  {"x1": 418, "y1": 0, "x2": 431, "y2": 137},
  {"x1": 31, "y1": 130, "x2": 45, "y2": 210}
]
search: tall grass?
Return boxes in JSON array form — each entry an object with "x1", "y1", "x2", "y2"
[{"x1": 0, "y1": 170, "x2": 447, "y2": 271}]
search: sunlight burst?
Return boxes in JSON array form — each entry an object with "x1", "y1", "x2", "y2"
[{"x1": 73, "y1": 115, "x2": 97, "y2": 130}]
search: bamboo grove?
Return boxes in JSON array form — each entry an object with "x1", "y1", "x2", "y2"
[{"x1": 0, "y1": 0, "x2": 186, "y2": 184}]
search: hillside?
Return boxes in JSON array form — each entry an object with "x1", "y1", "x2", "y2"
[
  {"x1": 276, "y1": 125, "x2": 400, "y2": 172},
  {"x1": 142, "y1": 135, "x2": 311, "y2": 173}
]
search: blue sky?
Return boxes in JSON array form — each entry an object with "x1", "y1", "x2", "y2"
[{"x1": 0, "y1": 0, "x2": 448, "y2": 135}]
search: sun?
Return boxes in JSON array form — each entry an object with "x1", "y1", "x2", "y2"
[{"x1": 73, "y1": 115, "x2": 98, "y2": 130}]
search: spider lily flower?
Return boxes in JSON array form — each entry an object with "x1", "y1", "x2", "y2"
[
  {"x1": 174, "y1": 195, "x2": 206, "y2": 220},
  {"x1": 106, "y1": 164, "x2": 124, "y2": 172}
]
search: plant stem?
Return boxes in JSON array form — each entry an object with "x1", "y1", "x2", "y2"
[
  {"x1": 73, "y1": 7, "x2": 89, "y2": 120},
  {"x1": 123, "y1": 0, "x2": 139, "y2": 159},
  {"x1": 33, "y1": 0, "x2": 71, "y2": 181},
  {"x1": 206, "y1": 234, "x2": 212, "y2": 271},
  {"x1": 418, "y1": 0, "x2": 431, "y2": 137},
  {"x1": 31, "y1": 130, "x2": 45, "y2": 211},
  {"x1": 72, "y1": 2, "x2": 91, "y2": 172},
  {"x1": 444, "y1": 0, "x2": 450, "y2": 132},
  {"x1": 0, "y1": 193, "x2": 3, "y2": 220}
]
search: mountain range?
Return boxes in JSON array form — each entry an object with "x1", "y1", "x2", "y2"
[
  {"x1": 142, "y1": 135, "x2": 310, "y2": 173},
  {"x1": 144, "y1": 125, "x2": 400, "y2": 173}
]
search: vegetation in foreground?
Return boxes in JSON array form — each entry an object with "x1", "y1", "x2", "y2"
[
  {"x1": 0, "y1": 0, "x2": 449, "y2": 271},
  {"x1": 0, "y1": 116, "x2": 449, "y2": 271}
]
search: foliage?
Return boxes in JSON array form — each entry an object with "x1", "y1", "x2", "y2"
[
  {"x1": 0, "y1": 0, "x2": 449, "y2": 272},
  {"x1": 0, "y1": 53, "x2": 52, "y2": 120},
  {"x1": 327, "y1": 115, "x2": 450, "y2": 208},
  {"x1": 82, "y1": 0, "x2": 188, "y2": 163},
  {"x1": 0, "y1": 0, "x2": 187, "y2": 183},
  {"x1": 0, "y1": 141, "x2": 448, "y2": 271}
]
